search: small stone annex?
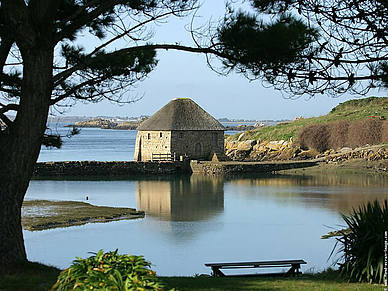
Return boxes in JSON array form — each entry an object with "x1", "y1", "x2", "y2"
[{"x1": 133, "y1": 98, "x2": 226, "y2": 162}]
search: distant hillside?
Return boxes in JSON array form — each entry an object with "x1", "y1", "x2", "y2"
[
  {"x1": 74, "y1": 118, "x2": 118, "y2": 129},
  {"x1": 72, "y1": 118, "x2": 141, "y2": 130},
  {"x1": 232, "y1": 96, "x2": 388, "y2": 142}
]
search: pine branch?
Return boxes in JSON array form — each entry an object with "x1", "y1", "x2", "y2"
[
  {"x1": 0, "y1": 103, "x2": 19, "y2": 115},
  {"x1": 54, "y1": 0, "x2": 127, "y2": 42},
  {"x1": 0, "y1": 37, "x2": 14, "y2": 71},
  {"x1": 53, "y1": 43, "x2": 228, "y2": 87},
  {"x1": 0, "y1": 113, "x2": 13, "y2": 127}
]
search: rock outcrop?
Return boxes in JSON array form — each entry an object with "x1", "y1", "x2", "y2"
[
  {"x1": 225, "y1": 138, "x2": 388, "y2": 165},
  {"x1": 226, "y1": 138, "x2": 304, "y2": 161},
  {"x1": 322, "y1": 146, "x2": 388, "y2": 163}
]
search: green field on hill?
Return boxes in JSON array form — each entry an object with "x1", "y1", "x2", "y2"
[{"x1": 232, "y1": 97, "x2": 388, "y2": 142}]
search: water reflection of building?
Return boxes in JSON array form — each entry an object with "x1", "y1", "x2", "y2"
[{"x1": 135, "y1": 175, "x2": 224, "y2": 221}]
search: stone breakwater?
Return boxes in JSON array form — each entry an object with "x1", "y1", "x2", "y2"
[
  {"x1": 32, "y1": 144, "x2": 388, "y2": 177},
  {"x1": 33, "y1": 161, "x2": 190, "y2": 177},
  {"x1": 190, "y1": 160, "x2": 318, "y2": 175},
  {"x1": 33, "y1": 159, "x2": 320, "y2": 177}
]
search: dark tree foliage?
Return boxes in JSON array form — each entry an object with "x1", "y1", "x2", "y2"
[
  {"x1": 215, "y1": 0, "x2": 388, "y2": 96},
  {"x1": 0, "y1": 0, "x2": 212, "y2": 266},
  {"x1": 42, "y1": 126, "x2": 81, "y2": 148}
]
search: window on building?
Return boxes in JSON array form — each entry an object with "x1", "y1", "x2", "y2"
[
  {"x1": 147, "y1": 133, "x2": 151, "y2": 140},
  {"x1": 179, "y1": 132, "x2": 184, "y2": 139},
  {"x1": 160, "y1": 132, "x2": 163, "y2": 138},
  {"x1": 212, "y1": 133, "x2": 218, "y2": 147}
]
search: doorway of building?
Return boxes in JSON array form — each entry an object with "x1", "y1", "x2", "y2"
[{"x1": 195, "y1": 143, "x2": 202, "y2": 158}]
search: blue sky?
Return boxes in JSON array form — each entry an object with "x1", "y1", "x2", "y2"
[{"x1": 66, "y1": 0, "x2": 387, "y2": 120}]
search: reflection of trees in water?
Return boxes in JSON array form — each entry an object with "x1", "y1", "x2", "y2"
[
  {"x1": 229, "y1": 173, "x2": 388, "y2": 187},
  {"x1": 227, "y1": 173, "x2": 388, "y2": 214},
  {"x1": 135, "y1": 175, "x2": 224, "y2": 221}
]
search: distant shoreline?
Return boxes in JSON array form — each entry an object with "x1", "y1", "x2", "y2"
[
  {"x1": 61, "y1": 117, "x2": 283, "y2": 131},
  {"x1": 46, "y1": 115, "x2": 288, "y2": 125}
]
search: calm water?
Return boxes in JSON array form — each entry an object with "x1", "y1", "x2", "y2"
[
  {"x1": 38, "y1": 126, "x2": 137, "y2": 162},
  {"x1": 26, "y1": 127, "x2": 388, "y2": 276}
]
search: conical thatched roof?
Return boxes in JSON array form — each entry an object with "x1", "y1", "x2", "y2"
[{"x1": 138, "y1": 98, "x2": 225, "y2": 131}]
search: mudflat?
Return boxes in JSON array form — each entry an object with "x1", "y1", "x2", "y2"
[{"x1": 22, "y1": 200, "x2": 145, "y2": 231}]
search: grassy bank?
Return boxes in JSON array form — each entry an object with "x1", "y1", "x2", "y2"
[
  {"x1": 162, "y1": 274, "x2": 382, "y2": 291},
  {"x1": 22, "y1": 200, "x2": 144, "y2": 230},
  {"x1": 0, "y1": 263, "x2": 382, "y2": 291},
  {"x1": 0, "y1": 262, "x2": 60, "y2": 291},
  {"x1": 233, "y1": 96, "x2": 388, "y2": 142}
]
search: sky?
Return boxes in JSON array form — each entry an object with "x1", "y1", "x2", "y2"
[{"x1": 64, "y1": 0, "x2": 387, "y2": 121}]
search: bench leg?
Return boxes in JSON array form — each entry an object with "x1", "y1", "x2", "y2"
[
  {"x1": 212, "y1": 267, "x2": 226, "y2": 277},
  {"x1": 285, "y1": 264, "x2": 301, "y2": 277}
]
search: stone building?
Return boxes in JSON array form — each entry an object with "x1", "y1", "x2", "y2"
[{"x1": 133, "y1": 98, "x2": 225, "y2": 161}]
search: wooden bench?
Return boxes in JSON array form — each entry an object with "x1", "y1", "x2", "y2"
[{"x1": 205, "y1": 259, "x2": 307, "y2": 277}]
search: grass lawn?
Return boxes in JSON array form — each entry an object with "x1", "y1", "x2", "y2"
[
  {"x1": 0, "y1": 261, "x2": 60, "y2": 291},
  {"x1": 162, "y1": 275, "x2": 382, "y2": 291},
  {"x1": 0, "y1": 263, "x2": 383, "y2": 291}
]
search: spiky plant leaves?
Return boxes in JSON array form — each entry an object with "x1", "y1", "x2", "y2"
[{"x1": 333, "y1": 199, "x2": 388, "y2": 283}]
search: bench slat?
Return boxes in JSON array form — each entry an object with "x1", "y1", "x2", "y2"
[{"x1": 205, "y1": 259, "x2": 306, "y2": 267}]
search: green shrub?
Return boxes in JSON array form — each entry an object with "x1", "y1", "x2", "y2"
[
  {"x1": 332, "y1": 200, "x2": 388, "y2": 284},
  {"x1": 51, "y1": 249, "x2": 174, "y2": 291}
]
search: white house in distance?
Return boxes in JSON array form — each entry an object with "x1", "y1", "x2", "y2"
[{"x1": 133, "y1": 98, "x2": 226, "y2": 162}]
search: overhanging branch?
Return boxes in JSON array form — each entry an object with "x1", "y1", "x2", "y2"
[
  {"x1": 0, "y1": 37, "x2": 14, "y2": 71},
  {"x1": 53, "y1": 43, "x2": 227, "y2": 86},
  {"x1": 0, "y1": 103, "x2": 19, "y2": 115},
  {"x1": 0, "y1": 112, "x2": 13, "y2": 127},
  {"x1": 55, "y1": 0, "x2": 127, "y2": 42}
]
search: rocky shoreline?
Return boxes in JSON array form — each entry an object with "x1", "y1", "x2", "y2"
[{"x1": 225, "y1": 138, "x2": 388, "y2": 172}]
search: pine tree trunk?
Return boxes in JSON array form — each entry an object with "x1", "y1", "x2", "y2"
[{"x1": 0, "y1": 46, "x2": 53, "y2": 264}]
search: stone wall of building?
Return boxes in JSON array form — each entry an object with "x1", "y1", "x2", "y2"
[
  {"x1": 134, "y1": 130, "x2": 225, "y2": 161},
  {"x1": 170, "y1": 130, "x2": 224, "y2": 160},
  {"x1": 134, "y1": 130, "x2": 172, "y2": 161}
]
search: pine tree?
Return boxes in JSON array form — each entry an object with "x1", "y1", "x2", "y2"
[{"x1": 0, "y1": 0, "x2": 208, "y2": 265}]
